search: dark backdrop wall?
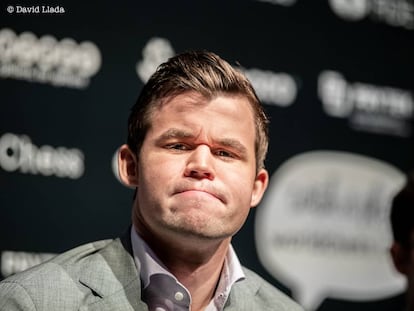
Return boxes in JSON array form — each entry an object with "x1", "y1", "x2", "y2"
[{"x1": 1, "y1": 1, "x2": 413, "y2": 310}]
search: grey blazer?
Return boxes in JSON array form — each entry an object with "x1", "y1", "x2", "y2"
[{"x1": 0, "y1": 232, "x2": 303, "y2": 311}]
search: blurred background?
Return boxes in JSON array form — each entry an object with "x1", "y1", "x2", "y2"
[{"x1": 0, "y1": 1, "x2": 413, "y2": 310}]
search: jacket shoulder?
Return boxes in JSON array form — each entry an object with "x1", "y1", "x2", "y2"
[
  {"x1": 0, "y1": 239, "x2": 114, "y2": 310},
  {"x1": 49, "y1": 239, "x2": 113, "y2": 265},
  {"x1": 2, "y1": 239, "x2": 113, "y2": 282}
]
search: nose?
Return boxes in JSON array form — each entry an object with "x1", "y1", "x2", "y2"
[{"x1": 184, "y1": 145, "x2": 215, "y2": 180}]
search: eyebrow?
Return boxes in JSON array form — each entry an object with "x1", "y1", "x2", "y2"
[
  {"x1": 217, "y1": 138, "x2": 249, "y2": 157},
  {"x1": 157, "y1": 128, "x2": 194, "y2": 141},
  {"x1": 157, "y1": 128, "x2": 249, "y2": 157}
]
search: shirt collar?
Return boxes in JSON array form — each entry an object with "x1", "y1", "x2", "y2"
[
  {"x1": 130, "y1": 226, "x2": 176, "y2": 289},
  {"x1": 208, "y1": 240, "x2": 245, "y2": 310}
]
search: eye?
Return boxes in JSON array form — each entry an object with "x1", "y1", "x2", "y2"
[
  {"x1": 215, "y1": 150, "x2": 234, "y2": 158},
  {"x1": 166, "y1": 143, "x2": 190, "y2": 151}
]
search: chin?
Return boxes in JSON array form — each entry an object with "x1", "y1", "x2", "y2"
[
  {"x1": 171, "y1": 223, "x2": 231, "y2": 241},
  {"x1": 163, "y1": 212, "x2": 236, "y2": 239}
]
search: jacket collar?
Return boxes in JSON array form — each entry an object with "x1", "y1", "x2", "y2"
[{"x1": 77, "y1": 228, "x2": 149, "y2": 310}]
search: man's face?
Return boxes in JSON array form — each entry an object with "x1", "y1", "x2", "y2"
[{"x1": 133, "y1": 91, "x2": 268, "y2": 243}]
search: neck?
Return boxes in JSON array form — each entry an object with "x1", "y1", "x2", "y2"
[{"x1": 134, "y1": 224, "x2": 231, "y2": 311}]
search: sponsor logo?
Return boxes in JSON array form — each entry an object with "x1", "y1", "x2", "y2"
[
  {"x1": 135, "y1": 37, "x2": 297, "y2": 107},
  {"x1": 329, "y1": 0, "x2": 414, "y2": 30},
  {"x1": 0, "y1": 133, "x2": 84, "y2": 179},
  {"x1": 0, "y1": 28, "x2": 101, "y2": 88},
  {"x1": 136, "y1": 37, "x2": 175, "y2": 83},
  {"x1": 255, "y1": 151, "x2": 406, "y2": 310},
  {"x1": 328, "y1": 0, "x2": 370, "y2": 21},
  {"x1": 318, "y1": 70, "x2": 413, "y2": 137},
  {"x1": 1, "y1": 250, "x2": 56, "y2": 278},
  {"x1": 244, "y1": 68, "x2": 298, "y2": 107}
]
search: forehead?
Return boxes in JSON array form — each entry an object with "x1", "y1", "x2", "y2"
[{"x1": 148, "y1": 91, "x2": 256, "y2": 139}]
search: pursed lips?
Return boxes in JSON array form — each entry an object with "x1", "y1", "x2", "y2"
[{"x1": 174, "y1": 188, "x2": 225, "y2": 203}]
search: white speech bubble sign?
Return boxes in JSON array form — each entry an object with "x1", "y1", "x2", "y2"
[{"x1": 255, "y1": 151, "x2": 407, "y2": 311}]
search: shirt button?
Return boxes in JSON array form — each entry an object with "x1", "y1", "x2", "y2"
[{"x1": 174, "y1": 291, "x2": 184, "y2": 301}]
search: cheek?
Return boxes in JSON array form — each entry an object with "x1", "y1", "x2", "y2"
[
  {"x1": 137, "y1": 157, "x2": 163, "y2": 197},
  {"x1": 226, "y1": 178, "x2": 255, "y2": 229},
  {"x1": 142, "y1": 153, "x2": 179, "y2": 176},
  {"x1": 139, "y1": 155, "x2": 183, "y2": 195},
  {"x1": 226, "y1": 173, "x2": 256, "y2": 205}
]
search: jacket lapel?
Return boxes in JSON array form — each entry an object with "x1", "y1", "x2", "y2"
[
  {"x1": 223, "y1": 267, "x2": 261, "y2": 310},
  {"x1": 78, "y1": 229, "x2": 148, "y2": 310}
]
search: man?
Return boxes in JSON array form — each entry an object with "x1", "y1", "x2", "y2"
[
  {"x1": 390, "y1": 172, "x2": 414, "y2": 311},
  {"x1": 0, "y1": 50, "x2": 303, "y2": 310}
]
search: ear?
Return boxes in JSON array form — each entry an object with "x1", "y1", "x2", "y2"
[
  {"x1": 250, "y1": 168, "x2": 269, "y2": 207},
  {"x1": 118, "y1": 144, "x2": 139, "y2": 187},
  {"x1": 390, "y1": 242, "x2": 410, "y2": 275}
]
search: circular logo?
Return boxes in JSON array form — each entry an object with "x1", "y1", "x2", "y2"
[
  {"x1": 6, "y1": 6, "x2": 14, "y2": 13},
  {"x1": 328, "y1": 0, "x2": 370, "y2": 21},
  {"x1": 318, "y1": 71, "x2": 353, "y2": 118},
  {"x1": 136, "y1": 37, "x2": 175, "y2": 83}
]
